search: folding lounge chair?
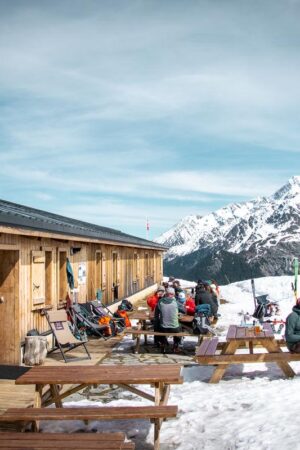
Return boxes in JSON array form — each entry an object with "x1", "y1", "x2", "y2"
[
  {"x1": 70, "y1": 303, "x2": 108, "y2": 339},
  {"x1": 90, "y1": 300, "x2": 125, "y2": 333},
  {"x1": 45, "y1": 309, "x2": 91, "y2": 363}
]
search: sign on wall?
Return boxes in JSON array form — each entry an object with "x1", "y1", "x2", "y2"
[{"x1": 78, "y1": 262, "x2": 86, "y2": 285}]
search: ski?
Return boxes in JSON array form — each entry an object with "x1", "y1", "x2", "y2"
[
  {"x1": 251, "y1": 278, "x2": 257, "y2": 308},
  {"x1": 292, "y1": 258, "x2": 299, "y2": 302}
]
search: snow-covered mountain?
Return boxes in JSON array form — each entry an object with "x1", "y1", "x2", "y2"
[{"x1": 155, "y1": 176, "x2": 300, "y2": 283}]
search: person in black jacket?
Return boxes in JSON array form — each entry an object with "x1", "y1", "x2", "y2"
[
  {"x1": 285, "y1": 299, "x2": 300, "y2": 352},
  {"x1": 195, "y1": 281, "x2": 218, "y2": 318}
]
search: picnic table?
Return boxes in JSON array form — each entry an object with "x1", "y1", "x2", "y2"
[
  {"x1": 8, "y1": 365, "x2": 182, "y2": 450},
  {"x1": 196, "y1": 323, "x2": 298, "y2": 383},
  {"x1": 15, "y1": 364, "x2": 183, "y2": 408},
  {"x1": 127, "y1": 311, "x2": 195, "y2": 352},
  {"x1": 130, "y1": 311, "x2": 193, "y2": 330}
]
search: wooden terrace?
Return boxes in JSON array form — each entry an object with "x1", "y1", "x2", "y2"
[{"x1": 0, "y1": 334, "x2": 122, "y2": 421}]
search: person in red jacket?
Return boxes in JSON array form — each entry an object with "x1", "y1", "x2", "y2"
[
  {"x1": 185, "y1": 294, "x2": 196, "y2": 315},
  {"x1": 147, "y1": 286, "x2": 165, "y2": 311}
]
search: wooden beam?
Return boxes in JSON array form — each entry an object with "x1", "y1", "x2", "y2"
[
  {"x1": 197, "y1": 352, "x2": 300, "y2": 364},
  {"x1": 0, "y1": 226, "x2": 165, "y2": 251}
]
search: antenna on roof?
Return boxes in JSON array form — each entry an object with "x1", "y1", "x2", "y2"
[{"x1": 146, "y1": 217, "x2": 150, "y2": 240}]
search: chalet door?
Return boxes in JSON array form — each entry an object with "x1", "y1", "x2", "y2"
[{"x1": 0, "y1": 250, "x2": 19, "y2": 364}]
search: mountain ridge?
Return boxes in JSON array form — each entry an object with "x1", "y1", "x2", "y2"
[{"x1": 155, "y1": 176, "x2": 300, "y2": 283}]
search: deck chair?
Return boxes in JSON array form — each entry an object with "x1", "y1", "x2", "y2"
[
  {"x1": 70, "y1": 303, "x2": 108, "y2": 339},
  {"x1": 45, "y1": 309, "x2": 91, "y2": 363}
]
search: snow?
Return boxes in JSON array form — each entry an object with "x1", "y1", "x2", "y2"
[{"x1": 40, "y1": 275, "x2": 300, "y2": 450}]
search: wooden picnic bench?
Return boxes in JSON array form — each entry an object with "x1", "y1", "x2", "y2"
[
  {"x1": 0, "y1": 431, "x2": 134, "y2": 449},
  {"x1": 7, "y1": 364, "x2": 183, "y2": 450},
  {"x1": 125, "y1": 328, "x2": 202, "y2": 353},
  {"x1": 0, "y1": 406, "x2": 176, "y2": 450},
  {"x1": 195, "y1": 324, "x2": 300, "y2": 383}
]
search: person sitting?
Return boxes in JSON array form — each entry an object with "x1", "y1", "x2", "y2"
[
  {"x1": 285, "y1": 298, "x2": 300, "y2": 352},
  {"x1": 176, "y1": 291, "x2": 187, "y2": 314},
  {"x1": 147, "y1": 286, "x2": 165, "y2": 312},
  {"x1": 195, "y1": 281, "x2": 218, "y2": 319},
  {"x1": 172, "y1": 279, "x2": 182, "y2": 297},
  {"x1": 154, "y1": 287, "x2": 181, "y2": 353},
  {"x1": 168, "y1": 276, "x2": 175, "y2": 286},
  {"x1": 185, "y1": 292, "x2": 196, "y2": 315}
]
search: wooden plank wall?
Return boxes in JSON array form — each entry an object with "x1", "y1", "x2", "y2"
[{"x1": 0, "y1": 233, "x2": 164, "y2": 356}]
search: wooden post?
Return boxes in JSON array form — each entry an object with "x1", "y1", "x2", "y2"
[
  {"x1": 32, "y1": 384, "x2": 43, "y2": 431},
  {"x1": 209, "y1": 341, "x2": 239, "y2": 383},
  {"x1": 154, "y1": 418, "x2": 161, "y2": 450}
]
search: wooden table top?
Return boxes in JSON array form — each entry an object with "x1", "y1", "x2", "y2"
[
  {"x1": 129, "y1": 311, "x2": 154, "y2": 320},
  {"x1": 15, "y1": 364, "x2": 184, "y2": 386},
  {"x1": 130, "y1": 311, "x2": 193, "y2": 323},
  {"x1": 178, "y1": 314, "x2": 194, "y2": 323},
  {"x1": 226, "y1": 323, "x2": 274, "y2": 341}
]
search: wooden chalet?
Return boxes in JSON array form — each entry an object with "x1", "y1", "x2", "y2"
[{"x1": 0, "y1": 199, "x2": 166, "y2": 365}]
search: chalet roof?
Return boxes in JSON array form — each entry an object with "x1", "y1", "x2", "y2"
[{"x1": 0, "y1": 199, "x2": 167, "y2": 250}]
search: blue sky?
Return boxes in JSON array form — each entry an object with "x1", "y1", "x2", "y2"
[{"x1": 1, "y1": 0, "x2": 300, "y2": 239}]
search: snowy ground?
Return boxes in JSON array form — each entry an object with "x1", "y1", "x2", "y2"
[{"x1": 41, "y1": 275, "x2": 300, "y2": 450}]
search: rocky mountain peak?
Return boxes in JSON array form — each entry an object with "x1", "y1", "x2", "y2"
[
  {"x1": 272, "y1": 176, "x2": 300, "y2": 202},
  {"x1": 156, "y1": 177, "x2": 300, "y2": 283}
]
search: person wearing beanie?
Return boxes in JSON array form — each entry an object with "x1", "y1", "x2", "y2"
[
  {"x1": 147, "y1": 286, "x2": 165, "y2": 312},
  {"x1": 285, "y1": 298, "x2": 300, "y2": 352},
  {"x1": 176, "y1": 291, "x2": 186, "y2": 314},
  {"x1": 154, "y1": 286, "x2": 181, "y2": 353}
]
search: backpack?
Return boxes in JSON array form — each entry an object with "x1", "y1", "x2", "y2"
[
  {"x1": 192, "y1": 314, "x2": 211, "y2": 335},
  {"x1": 98, "y1": 316, "x2": 113, "y2": 336},
  {"x1": 120, "y1": 299, "x2": 133, "y2": 312},
  {"x1": 195, "y1": 304, "x2": 212, "y2": 317},
  {"x1": 114, "y1": 310, "x2": 131, "y2": 328}
]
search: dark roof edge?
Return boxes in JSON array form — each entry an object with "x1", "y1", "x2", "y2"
[{"x1": 0, "y1": 201, "x2": 168, "y2": 251}]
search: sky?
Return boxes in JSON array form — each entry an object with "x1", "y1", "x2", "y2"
[{"x1": 1, "y1": 0, "x2": 300, "y2": 239}]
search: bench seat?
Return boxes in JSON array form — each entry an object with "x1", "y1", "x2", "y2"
[
  {"x1": 0, "y1": 405, "x2": 178, "y2": 422},
  {"x1": 125, "y1": 328, "x2": 195, "y2": 338},
  {"x1": 0, "y1": 406, "x2": 178, "y2": 450},
  {"x1": 125, "y1": 328, "x2": 202, "y2": 353},
  {"x1": 0, "y1": 432, "x2": 134, "y2": 449},
  {"x1": 195, "y1": 351, "x2": 300, "y2": 365},
  {"x1": 196, "y1": 337, "x2": 219, "y2": 357}
]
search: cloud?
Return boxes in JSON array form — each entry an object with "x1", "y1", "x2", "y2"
[{"x1": 0, "y1": 1, "x2": 300, "y2": 236}]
